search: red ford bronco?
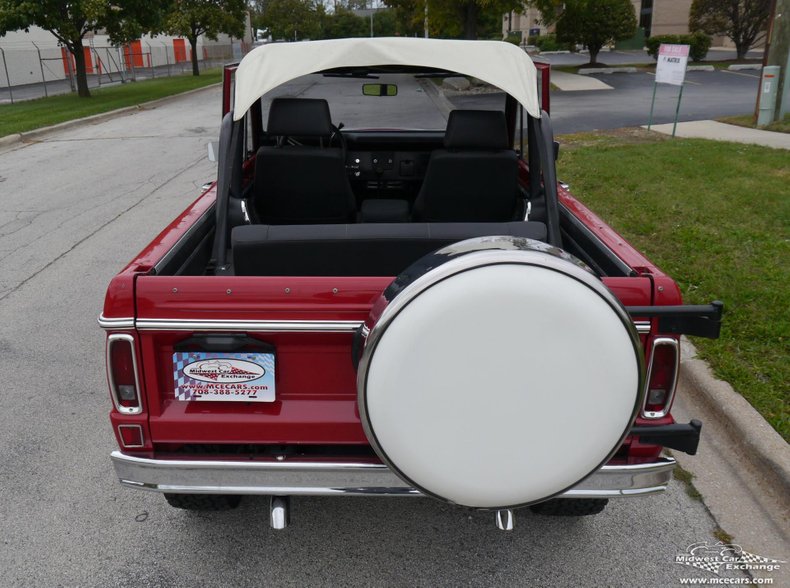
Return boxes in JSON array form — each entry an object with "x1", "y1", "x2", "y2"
[{"x1": 100, "y1": 38, "x2": 722, "y2": 530}]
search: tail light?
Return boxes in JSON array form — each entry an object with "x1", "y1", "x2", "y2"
[
  {"x1": 642, "y1": 337, "x2": 679, "y2": 419},
  {"x1": 107, "y1": 334, "x2": 143, "y2": 415}
]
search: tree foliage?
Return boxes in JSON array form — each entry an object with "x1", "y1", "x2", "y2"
[
  {"x1": 255, "y1": 0, "x2": 322, "y2": 40},
  {"x1": 384, "y1": 0, "x2": 527, "y2": 40},
  {"x1": 689, "y1": 0, "x2": 770, "y2": 60},
  {"x1": 380, "y1": 0, "x2": 423, "y2": 36},
  {"x1": 163, "y1": 0, "x2": 247, "y2": 76},
  {"x1": 322, "y1": 6, "x2": 369, "y2": 37},
  {"x1": 0, "y1": 0, "x2": 164, "y2": 97},
  {"x1": 254, "y1": 1, "x2": 399, "y2": 40},
  {"x1": 531, "y1": 0, "x2": 636, "y2": 64}
]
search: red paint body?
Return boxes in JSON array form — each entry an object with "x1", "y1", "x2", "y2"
[{"x1": 104, "y1": 181, "x2": 680, "y2": 461}]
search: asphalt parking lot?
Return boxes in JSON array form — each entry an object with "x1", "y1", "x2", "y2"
[{"x1": 448, "y1": 68, "x2": 760, "y2": 135}]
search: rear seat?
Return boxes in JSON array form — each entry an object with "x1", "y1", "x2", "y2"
[{"x1": 232, "y1": 222, "x2": 547, "y2": 276}]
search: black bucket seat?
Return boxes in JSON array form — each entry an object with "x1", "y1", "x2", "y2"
[
  {"x1": 412, "y1": 110, "x2": 518, "y2": 222},
  {"x1": 253, "y1": 98, "x2": 356, "y2": 224}
]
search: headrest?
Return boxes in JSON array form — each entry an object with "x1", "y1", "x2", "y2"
[
  {"x1": 267, "y1": 98, "x2": 333, "y2": 137},
  {"x1": 444, "y1": 110, "x2": 510, "y2": 150}
]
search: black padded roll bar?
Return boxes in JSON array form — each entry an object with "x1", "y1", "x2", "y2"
[
  {"x1": 532, "y1": 111, "x2": 562, "y2": 248},
  {"x1": 212, "y1": 111, "x2": 243, "y2": 271}
]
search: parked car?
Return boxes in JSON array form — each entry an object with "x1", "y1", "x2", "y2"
[{"x1": 100, "y1": 37, "x2": 722, "y2": 530}]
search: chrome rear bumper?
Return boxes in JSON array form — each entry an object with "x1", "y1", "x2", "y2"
[{"x1": 111, "y1": 451, "x2": 676, "y2": 500}]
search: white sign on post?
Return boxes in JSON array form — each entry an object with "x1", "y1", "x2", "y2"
[{"x1": 655, "y1": 44, "x2": 690, "y2": 86}]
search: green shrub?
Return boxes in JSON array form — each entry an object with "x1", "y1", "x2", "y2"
[
  {"x1": 534, "y1": 34, "x2": 570, "y2": 52},
  {"x1": 646, "y1": 32, "x2": 712, "y2": 62},
  {"x1": 688, "y1": 31, "x2": 712, "y2": 61},
  {"x1": 504, "y1": 32, "x2": 522, "y2": 45}
]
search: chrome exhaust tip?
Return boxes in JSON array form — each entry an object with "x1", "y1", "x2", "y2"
[
  {"x1": 270, "y1": 496, "x2": 290, "y2": 530},
  {"x1": 495, "y1": 509, "x2": 514, "y2": 531}
]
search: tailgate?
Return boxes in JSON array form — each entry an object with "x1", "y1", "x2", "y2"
[
  {"x1": 132, "y1": 274, "x2": 658, "y2": 446},
  {"x1": 134, "y1": 274, "x2": 391, "y2": 445}
]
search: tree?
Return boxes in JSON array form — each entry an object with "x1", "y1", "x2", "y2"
[
  {"x1": 164, "y1": 0, "x2": 247, "y2": 76},
  {"x1": 531, "y1": 0, "x2": 636, "y2": 65},
  {"x1": 690, "y1": 0, "x2": 771, "y2": 60},
  {"x1": 321, "y1": 6, "x2": 368, "y2": 37},
  {"x1": 0, "y1": 0, "x2": 162, "y2": 97},
  {"x1": 384, "y1": 0, "x2": 526, "y2": 39},
  {"x1": 257, "y1": 0, "x2": 322, "y2": 41},
  {"x1": 371, "y1": 7, "x2": 398, "y2": 36},
  {"x1": 382, "y1": 0, "x2": 423, "y2": 36}
]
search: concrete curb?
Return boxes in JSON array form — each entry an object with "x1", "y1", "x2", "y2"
[
  {"x1": 0, "y1": 83, "x2": 221, "y2": 148},
  {"x1": 728, "y1": 64, "x2": 762, "y2": 71},
  {"x1": 418, "y1": 78, "x2": 453, "y2": 119},
  {"x1": 578, "y1": 67, "x2": 638, "y2": 75},
  {"x1": 0, "y1": 133, "x2": 23, "y2": 148},
  {"x1": 680, "y1": 338, "x2": 790, "y2": 504}
]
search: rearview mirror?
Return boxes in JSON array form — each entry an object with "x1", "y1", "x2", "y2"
[{"x1": 362, "y1": 83, "x2": 398, "y2": 97}]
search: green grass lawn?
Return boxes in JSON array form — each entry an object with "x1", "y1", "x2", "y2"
[
  {"x1": 557, "y1": 129, "x2": 789, "y2": 440},
  {"x1": 0, "y1": 69, "x2": 222, "y2": 138}
]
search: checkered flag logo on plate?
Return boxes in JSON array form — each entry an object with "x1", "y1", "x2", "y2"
[{"x1": 173, "y1": 354, "x2": 193, "y2": 401}]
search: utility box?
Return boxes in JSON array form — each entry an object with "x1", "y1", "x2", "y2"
[{"x1": 757, "y1": 65, "x2": 781, "y2": 126}]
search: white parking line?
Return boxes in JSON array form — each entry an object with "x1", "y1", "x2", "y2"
[
  {"x1": 646, "y1": 72, "x2": 702, "y2": 85},
  {"x1": 722, "y1": 69, "x2": 759, "y2": 78}
]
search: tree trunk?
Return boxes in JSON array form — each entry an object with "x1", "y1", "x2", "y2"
[
  {"x1": 588, "y1": 44, "x2": 601, "y2": 65},
  {"x1": 735, "y1": 41, "x2": 748, "y2": 60},
  {"x1": 463, "y1": 2, "x2": 478, "y2": 40},
  {"x1": 72, "y1": 38, "x2": 91, "y2": 98},
  {"x1": 189, "y1": 36, "x2": 200, "y2": 76}
]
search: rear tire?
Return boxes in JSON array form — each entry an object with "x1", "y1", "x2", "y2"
[
  {"x1": 164, "y1": 493, "x2": 242, "y2": 511},
  {"x1": 529, "y1": 498, "x2": 608, "y2": 517}
]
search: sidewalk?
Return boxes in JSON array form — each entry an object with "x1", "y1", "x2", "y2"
[
  {"x1": 646, "y1": 120, "x2": 790, "y2": 149},
  {"x1": 550, "y1": 70, "x2": 613, "y2": 91}
]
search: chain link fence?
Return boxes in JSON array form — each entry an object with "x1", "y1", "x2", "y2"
[{"x1": 0, "y1": 40, "x2": 248, "y2": 104}]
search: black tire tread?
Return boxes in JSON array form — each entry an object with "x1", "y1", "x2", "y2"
[
  {"x1": 529, "y1": 498, "x2": 608, "y2": 517},
  {"x1": 164, "y1": 493, "x2": 242, "y2": 511}
]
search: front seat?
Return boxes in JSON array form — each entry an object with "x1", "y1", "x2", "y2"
[
  {"x1": 412, "y1": 110, "x2": 519, "y2": 222},
  {"x1": 253, "y1": 98, "x2": 356, "y2": 224}
]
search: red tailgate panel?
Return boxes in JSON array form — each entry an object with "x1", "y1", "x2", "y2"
[{"x1": 135, "y1": 275, "x2": 391, "y2": 445}]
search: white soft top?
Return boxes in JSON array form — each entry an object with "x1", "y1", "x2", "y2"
[{"x1": 233, "y1": 37, "x2": 541, "y2": 121}]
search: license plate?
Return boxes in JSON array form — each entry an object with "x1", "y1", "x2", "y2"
[{"x1": 173, "y1": 351, "x2": 275, "y2": 402}]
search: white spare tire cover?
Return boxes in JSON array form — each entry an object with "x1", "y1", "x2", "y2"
[{"x1": 356, "y1": 237, "x2": 644, "y2": 509}]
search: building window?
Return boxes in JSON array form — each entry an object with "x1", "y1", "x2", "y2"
[{"x1": 640, "y1": 0, "x2": 653, "y2": 37}]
